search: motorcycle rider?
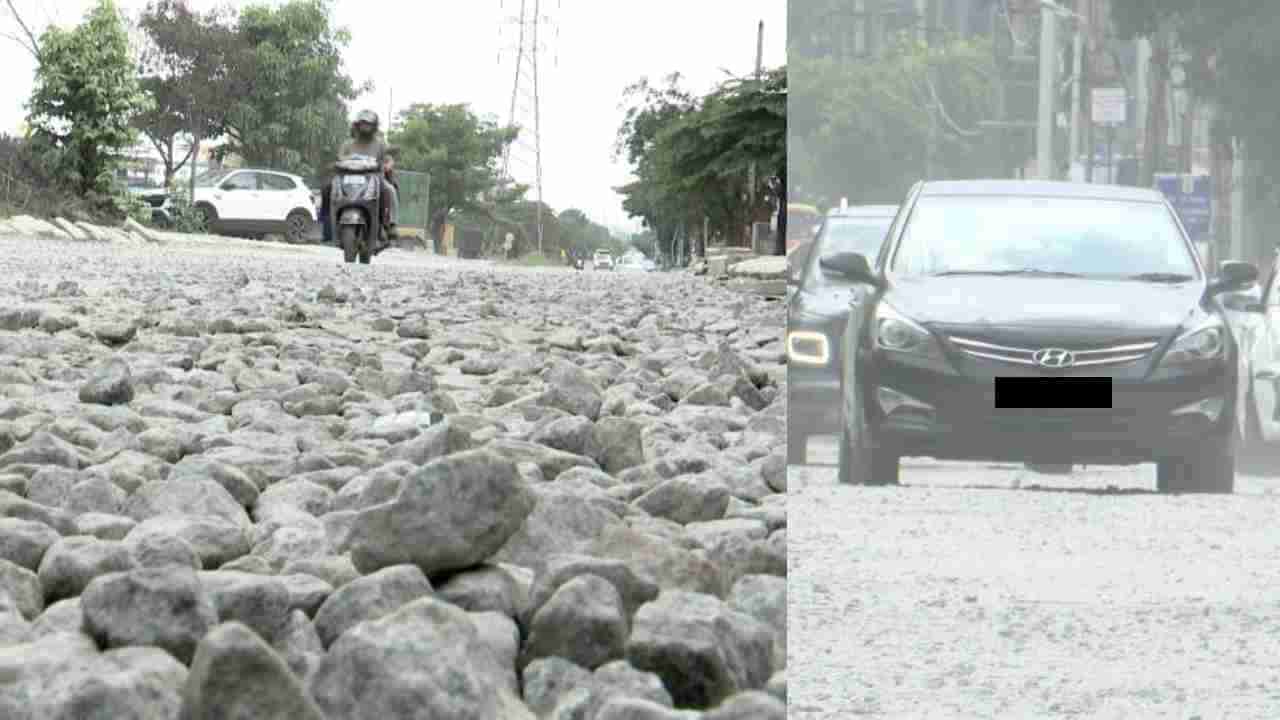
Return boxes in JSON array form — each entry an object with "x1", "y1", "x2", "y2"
[
  {"x1": 374, "y1": 146, "x2": 400, "y2": 255},
  {"x1": 326, "y1": 109, "x2": 397, "y2": 252}
]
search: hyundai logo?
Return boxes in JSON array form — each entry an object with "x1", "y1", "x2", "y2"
[{"x1": 1033, "y1": 348, "x2": 1076, "y2": 368}]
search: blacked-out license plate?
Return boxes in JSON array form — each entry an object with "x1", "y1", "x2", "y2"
[{"x1": 994, "y1": 377, "x2": 1112, "y2": 409}]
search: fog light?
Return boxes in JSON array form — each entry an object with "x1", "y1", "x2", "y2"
[
  {"x1": 786, "y1": 330, "x2": 830, "y2": 366},
  {"x1": 1171, "y1": 396, "x2": 1224, "y2": 423},
  {"x1": 877, "y1": 386, "x2": 934, "y2": 416}
]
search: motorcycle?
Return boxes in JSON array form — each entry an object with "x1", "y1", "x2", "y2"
[{"x1": 329, "y1": 154, "x2": 385, "y2": 264}]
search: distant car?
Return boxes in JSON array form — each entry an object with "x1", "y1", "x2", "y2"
[
  {"x1": 1231, "y1": 251, "x2": 1280, "y2": 452},
  {"x1": 786, "y1": 204, "x2": 899, "y2": 464},
  {"x1": 191, "y1": 168, "x2": 316, "y2": 243},
  {"x1": 593, "y1": 250, "x2": 615, "y2": 270},
  {"x1": 127, "y1": 183, "x2": 173, "y2": 226},
  {"x1": 832, "y1": 180, "x2": 1258, "y2": 493}
]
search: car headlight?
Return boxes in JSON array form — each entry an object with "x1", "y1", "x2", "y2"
[
  {"x1": 1161, "y1": 321, "x2": 1226, "y2": 367},
  {"x1": 786, "y1": 330, "x2": 830, "y2": 365},
  {"x1": 873, "y1": 302, "x2": 946, "y2": 363}
]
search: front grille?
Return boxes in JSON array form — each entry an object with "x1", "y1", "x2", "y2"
[{"x1": 946, "y1": 335, "x2": 1159, "y2": 368}]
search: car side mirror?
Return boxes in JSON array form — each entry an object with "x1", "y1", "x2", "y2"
[
  {"x1": 819, "y1": 251, "x2": 879, "y2": 286},
  {"x1": 1208, "y1": 260, "x2": 1259, "y2": 296}
]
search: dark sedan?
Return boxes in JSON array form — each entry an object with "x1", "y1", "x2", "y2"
[
  {"x1": 786, "y1": 204, "x2": 898, "y2": 464},
  {"x1": 827, "y1": 180, "x2": 1258, "y2": 493}
]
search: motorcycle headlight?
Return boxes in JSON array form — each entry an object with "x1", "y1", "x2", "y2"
[
  {"x1": 873, "y1": 301, "x2": 946, "y2": 362},
  {"x1": 786, "y1": 330, "x2": 830, "y2": 365},
  {"x1": 359, "y1": 176, "x2": 379, "y2": 202},
  {"x1": 1161, "y1": 321, "x2": 1226, "y2": 367}
]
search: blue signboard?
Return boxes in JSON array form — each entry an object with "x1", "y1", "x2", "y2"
[{"x1": 1154, "y1": 174, "x2": 1212, "y2": 243}]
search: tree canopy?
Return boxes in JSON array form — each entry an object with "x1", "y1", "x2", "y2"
[
  {"x1": 26, "y1": 0, "x2": 149, "y2": 198},
  {"x1": 614, "y1": 66, "x2": 786, "y2": 261},
  {"x1": 388, "y1": 103, "x2": 519, "y2": 247},
  {"x1": 219, "y1": 0, "x2": 364, "y2": 178},
  {"x1": 789, "y1": 33, "x2": 999, "y2": 209},
  {"x1": 134, "y1": 0, "x2": 251, "y2": 190}
]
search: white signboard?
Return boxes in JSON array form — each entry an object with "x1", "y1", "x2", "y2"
[{"x1": 1092, "y1": 88, "x2": 1127, "y2": 125}]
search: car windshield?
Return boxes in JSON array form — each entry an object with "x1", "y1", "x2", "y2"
[
  {"x1": 890, "y1": 195, "x2": 1200, "y2": 280},
  {"x1": 194, "y1": 169, "x2": 235, "y2": 188},
  {"x1": 801, "y1": 216, "x2": 893, "y2": 289}
]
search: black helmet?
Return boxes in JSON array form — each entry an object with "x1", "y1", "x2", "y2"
[{"x1": 352, "y1": 109, "x2": 379, "y2": 133}]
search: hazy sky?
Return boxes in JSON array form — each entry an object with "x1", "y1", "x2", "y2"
[{"x1": 0, "y1": 0, "x2": 785, "y2": 231}]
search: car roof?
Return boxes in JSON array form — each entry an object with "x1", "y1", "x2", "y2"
[
  {"x1": 919, "y1": 179, "x2": 1165, "y2": 203},
  {"x1": 231, "y1": 168, "x2": 302, "y2": 179},
  {"x1": 828, "y1": 204, "x2": 898, "y2": 218}
]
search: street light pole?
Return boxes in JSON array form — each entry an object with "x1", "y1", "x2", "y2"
[
  {"x1": 1036, "y1": 3, "x2": 1057, "y2": 179},
  {"x1": 1068, "y1": 20, "x2": 1083, "y2": 179}
]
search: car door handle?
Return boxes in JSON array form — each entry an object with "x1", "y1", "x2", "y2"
[{"x1": 1259, "y1": 369, "x2": 1279, "y2": 381}]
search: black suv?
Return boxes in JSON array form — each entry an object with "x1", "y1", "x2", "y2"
[
  {"x1": 827, "y1": 180, "x2": 1258, "y2": 493},
  {"x1": 786, "y1": 205, "x2": 898, "y2": 464}
]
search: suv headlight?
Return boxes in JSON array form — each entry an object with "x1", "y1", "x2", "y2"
[
  {"x1": 872, "y1": 301, "x2": 946, "y2": 363},
  {"x1": 786, "y1": 330, "x2": 830, "y2": 365},
  {"x1": 1161, "y1": 321, "x2": 1226, "y2": 367}
]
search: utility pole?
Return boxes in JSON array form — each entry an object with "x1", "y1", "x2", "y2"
[
  {"x1": 747, "y1": 19, "x2": 763, "y2": 247},
  {"x1": 1068, "y1": 15, "x2": 1083, "y2": 179},
  {"x1": 1035, "y1": 2, "x2": 1057, "y2": 179}
]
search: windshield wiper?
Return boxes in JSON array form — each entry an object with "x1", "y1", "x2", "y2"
[
  {"x1": 1126, "y1": 272, "x2": 1193, "y2": 283},
  {"x1": 932, "y1": 268, "x2": 1084, "y2": 278}
]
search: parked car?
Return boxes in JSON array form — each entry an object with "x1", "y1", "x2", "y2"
[
  {"x1": 1231, "y1": 251, "x2": 1280, "y2": 451},
  {"x1": 829, "y1": 180, "x2": 1257, "y2": 493},
  {"x1": 593, "y1": 250, "x2": 615, "y2": 270},
  {"x1": 785, "y1": 204, "x2": 899, "y2": 464},
  {"x1": 191, "y1": 168, "x2": 316, "y2": 243},
  {"x1": 616, "y1": 254, "x2": 654, "y2": 272},
  {"x1": 126, "y1": 182, "x2": 173, "y2": 226}
]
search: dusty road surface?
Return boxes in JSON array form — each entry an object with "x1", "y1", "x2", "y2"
[
  {"x1": 790, "y1": 436, "x2": 1280, "y2": 719},
  {"x1": 0, "y1": 233, "x2": 787, "y2": 718}
]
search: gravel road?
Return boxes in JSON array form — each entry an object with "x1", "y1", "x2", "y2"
[
  {"x1": 0, "y1": 232, "x2": 787, "y2": 718},
  {"x1": 790, "y1": 436, "x2": 1280, "y2": 718}
]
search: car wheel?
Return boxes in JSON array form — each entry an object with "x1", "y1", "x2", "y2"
[
  {"x1": 837, "y1": 378, "x2": 900, "y2": 486},
  {"x1": 286, "y1": 210, "x2": 311, "y2": 244},
  {"x1": 1156, "y1": 433, "x2": 1234, "y2": 494},
  {"x1": 786, "y1": 425, "x2": 808, "y2": 465},
  {"x1": 195, "y1": 203, "x2": 216, "y2": 231}
]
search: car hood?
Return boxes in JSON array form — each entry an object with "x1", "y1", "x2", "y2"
[
  {"x1": 885, "y1": 276, "x2": 1205, "y2": 333},
  {"x1": 790, "y1": 282, "x2": 864, "y2": 324}
]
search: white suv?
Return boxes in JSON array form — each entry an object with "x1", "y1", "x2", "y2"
[
  {"x1": 192, "y1": 168, "x2": 317, "y2": 242},
  {"x1": 593, "y1": 250, "x2": 614, "y2": 270}
]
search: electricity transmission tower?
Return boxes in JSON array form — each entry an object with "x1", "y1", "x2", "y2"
[{"x1": 499, "y1": 0, "x2": 558, "y2": 255}]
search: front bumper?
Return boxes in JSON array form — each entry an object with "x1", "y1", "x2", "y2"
[
  {"x1": 788, "y1": 369, "x2": 841, "y2": 435},
  {"x1": 864, "y1": 360, "x2": 1235, "y2": 464}
]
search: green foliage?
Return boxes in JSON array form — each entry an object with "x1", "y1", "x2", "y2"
[
  {"x1": 161, "y1": 186, "x2": 208, "y2": 233},
  {"x1": 114, "y1": 184, "x2": 152, "y2": 226},
  {"x1": 26, "y1": 0, "x2": 151, "y2": 206},
  {"x1": 1110, "y1": 1, "x2": 1280, "y2": 198},
  {"x1": 220, "y1": 0, "x2": 365, "y2": 178},
  {"x1": 614, "y1": 67, "x2": 787, "y2": 260},
  {"x1": 558, "y1": 208, "x2": 623, "y2": 256},
  {"x1": 388, "y1": 103, "x2": 520, "y2": 245},
  {"x1": 134, "y1": 0, "x2": 251, "y2": 188},
  {"x1": 788, "y1": 34, "x2": 999, "y2": 207}
]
